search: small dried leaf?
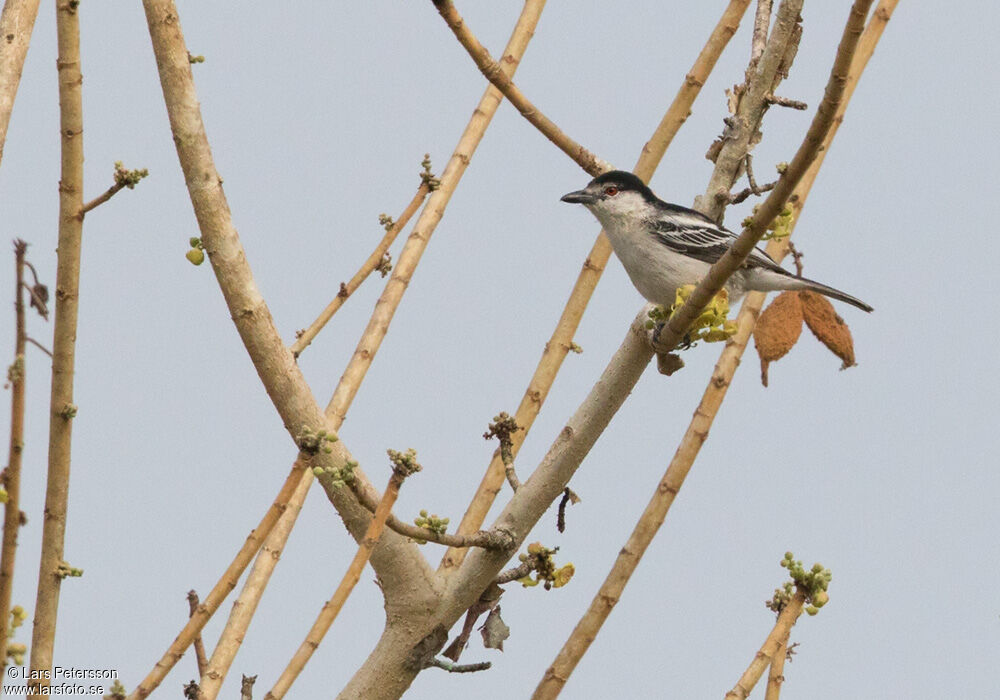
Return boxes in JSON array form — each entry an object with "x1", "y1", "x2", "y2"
[
  {"x1": 656, "y1": 352, "x2": 685, "y2": 376},
  {"x1": 799, "y1": 291, "x2": 856, "y2": 370},
  {"x1": 753, "y1": 292, "x2": 804, "y2": 386},
  {"x1": 480, "y1": 606, "x2": 509, "y2": 651}
]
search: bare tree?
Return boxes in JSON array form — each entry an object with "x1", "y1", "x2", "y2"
[{"x1": 0, "y1": 1, "x2": 900, "y2": 699}]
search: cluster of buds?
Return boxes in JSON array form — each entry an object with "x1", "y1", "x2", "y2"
[
  {"x1": 766, "y1": 551, "x2": 832, "y2": 616},
  {"x1": 412, "y1": 510, "x2": 449, "y2": 544}
]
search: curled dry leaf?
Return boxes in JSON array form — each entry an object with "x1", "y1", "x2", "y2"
[
  {"x1": 799, "y1": 290, "x2": 856, "y2": 370},
  {"x1": 480, "y1": 606, "x2": 509, "y2": 651},
  {"x1": 754, "y1": 291, "x2": 804, "y2": 387},
  {"x1": 656, "y1": 352, "x2": 685, "y2": 376}
]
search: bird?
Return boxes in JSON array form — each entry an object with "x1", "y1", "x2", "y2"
[{"x1": 560, "y1": 170, "x2": 873, "y2": 313}]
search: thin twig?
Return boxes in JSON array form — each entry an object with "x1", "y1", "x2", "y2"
[
  {"x1": 725, "y1": 591, "x2": 805, "y2": 700},
  {"x1": 186, "y1": 591, "x2": 208, "y2": 679},
  {"x1": 431, "y1": 0, "x2": 611, "y2": 176},
  {"x1": 729, "y1": 179, "x2": 777, "y2": 204},
  {"x1": 0, "y1": 241, "x2": 28, "y2": 693},
  {"x1": 439, "y1": 0, "x2": 754, "y2": 577},
  {"x1": 532, "y1": 3, "x2": 891, "y2": 696},
  {"x1": 81, "y1": 162, "x2": 149, "y2": 215},
  {"x1": 348, "y1": 478, "x2": 512, "y2": 550},
  {"x1": 24, "y1": 337, "x2": 52, "y2": 357},
  {"x1": 765, "y1": 93, "x2": 808, "y2": 109},
  {"x1": 427, "y1": 658, "x2": 491, "y2": 673},
  {"x1": 290, "y1": 180, "x2": 430, "y2": 357},
  {"x1": 28, "y1": 1, "x2": 85, "y2": 693},
  {"x1": 0, "y1": 0, "x2": 42, "y2": 170},
  {"x1": 745, "y1": 154, "x2": 761, "y2": 194},
  {"x1": 787, "y1": 240, "x2": 804, "y2": 276},
  {"x1": 81, "y1": 182, "x2": 124, "y2": 214},
  {"x1": 263, "y1": 461, "x2": 416, "y2": 700}
]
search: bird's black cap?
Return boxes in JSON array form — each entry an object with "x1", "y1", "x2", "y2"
[{"x1": 589, "y1": 170, "x2": 659, "y2": 203}]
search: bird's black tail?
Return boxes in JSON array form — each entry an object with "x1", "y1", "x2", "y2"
[{"x1": 791, "y1": 276, "x2": 873, "y2": 312}]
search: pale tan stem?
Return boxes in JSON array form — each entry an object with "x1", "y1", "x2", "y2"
[
  {"x1": 431, "y1": 0, "x2": 611, "y2": 176},
  {"x1": 290, "y1": 182, "x2": 430, "y2": 357},
  {"x1": 533, "y1": 3, "x2": 894, "y2": 695},
  {"x1": 764, "y1": 638, "x2": 788, "y2": 700},
  {"x1": 81, "y1": 181, "x2": 125, "y2": 214},
  {"x1": 197, "y1": 471, "x2": 311, "y2": 699},
  {"x1": 0, "y1": 0, "x2": 41, "y2": 167},
  {"x1": 326, "y1": 0, "x2": 546, "y2": 427},
  {"x1": 0, "y1": 241, "x2": 28, "y2": 694},
  {"x1": 439, "y1": 0, "x2": 753, "y2": 576},
  {"x1": 27, "y1": 3, "x2": 83, "y2": 696},
  {"x1": 264, "y1": 469, "x2": 408, "y2": 700},
  {"x1": 725, "y1": 592, "x2": 805, "y2": 700},
  {"x1": 198, "y1": 2, "x2": 546, "y2": 695}
]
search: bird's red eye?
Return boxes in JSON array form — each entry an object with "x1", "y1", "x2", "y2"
[{"x1": 604, "y1": 186, "x2": 619, "y2": 196}]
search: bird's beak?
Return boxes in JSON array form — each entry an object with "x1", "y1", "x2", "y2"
[{"x1": 560, "y1": 189, "x2": 596, "y2": 205}]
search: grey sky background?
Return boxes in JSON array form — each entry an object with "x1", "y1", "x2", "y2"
[{"x1": 1, "y1": 2, "x2": 997, "y2": 698}]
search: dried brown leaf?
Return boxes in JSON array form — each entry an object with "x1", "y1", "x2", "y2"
[
  {"x1": 480, "y1": 606, "x2": 509, "y2": 651},
  {"x1": 799, "y1": 290, "x2": 856, "y2": 370},
  {"x1": 753, "y1": 291, "x2": 804, "y2": 386}
]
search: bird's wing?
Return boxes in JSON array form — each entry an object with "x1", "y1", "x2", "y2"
[{"x1": 651, "y1": 216, "x2": 788, "y2": 274}]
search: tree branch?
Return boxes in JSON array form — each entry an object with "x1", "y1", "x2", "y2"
[
  {"x1": 0, "y1": 240, "x2": 28, "y2": 694},
  {"x1": 186, "y1": 591, "x2": 208, "y2": 679},
  {"x1": 185, "y1": 3, "x2": 547, "y2": 697},
  {"x1": 724, "y1": 591, "x2": 805, "y2": 700},
  {"x1": 80, "y1": 161, "x2": 148, "y2": 215},
  {"x1": 700, "y1": 0, "x2": 803, "y2": 221},
  {"x1": 28, "y1": 1, "x2": 84, "y2": 693},
  {"x1": 291, "y1": 178, "x2": 430, "y2": 357},
  {"x1": 532, "y1": 1, "x2": 891, "y2": 695},
  {"x1": 439, "y1": 0, "x2": 754, "y2": 577},
  {"x1": 431, "y1": 0, "x2": 611, "y2": 176},
  {"x1": 263, "y1": 457, "x2": 418, "y2": 700},
  {"x1": 0, "y1": 0, "x2": 42, "y2": 168}
]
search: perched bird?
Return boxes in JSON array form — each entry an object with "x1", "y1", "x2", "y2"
[{"x1": 560, "y1": 170, "x2": 873, "y2": 313}]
